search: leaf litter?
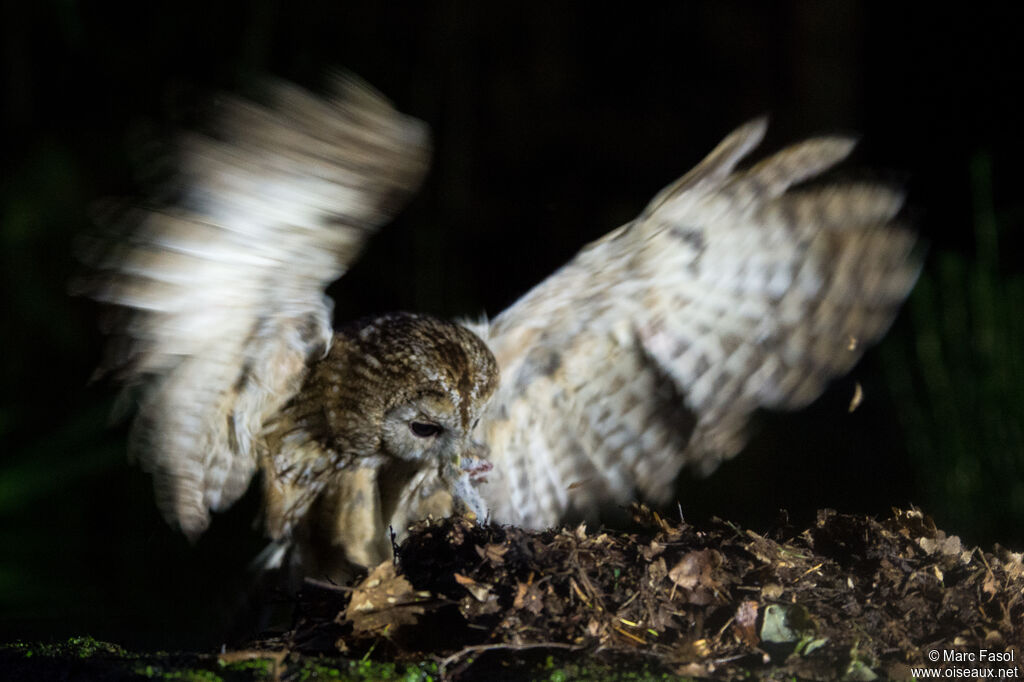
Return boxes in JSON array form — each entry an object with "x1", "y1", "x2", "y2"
[{"x1": 267, "y1": 507, "x2": 1023, "y2": 680}]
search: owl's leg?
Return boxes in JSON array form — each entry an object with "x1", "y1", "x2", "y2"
[{"x1": 316, "y1": 467, "x2": 393, "y2": 576}]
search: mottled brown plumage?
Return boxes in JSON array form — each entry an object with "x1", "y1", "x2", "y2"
[
  {"x1": 259, "y1": 313, "x2": 497, "y2": 575},
  {"x1": 84, "y1": 74, "x2": 920, "y2": 582}
]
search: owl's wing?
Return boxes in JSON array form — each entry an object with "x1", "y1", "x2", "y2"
[
  {"x1": 476, "y1": 119, "x2": 919, "y2": 528},
  {"x1": 82, "y1": 75, "x2": 430, "y2": 539}
]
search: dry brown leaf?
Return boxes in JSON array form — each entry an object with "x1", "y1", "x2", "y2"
[
  {"x1": 475, "y1": 542, "x2": 509, "y2": 564},
  {"x1": 668, "y1": 549, "x2": 723, "y2": 605},
  {"x1": 342, "y1": 561, "x2": 426, "y2": 634},
  {"x1": 454, "y1": 572, "x2": 493, "y2": 602},
  {"x1": 733, "y1": 600, "x2": 760, "y2": 646},
  {"x1": 641, "y1": 539, "x2": 666, "y2": 561},
  {"x1": 513, "y1": 580, "x2": 545, "y2": 615}
]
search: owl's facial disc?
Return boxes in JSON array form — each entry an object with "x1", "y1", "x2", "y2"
[
  {"x1": 380, "y1": 396, "x2": 465, "y2": 463},
  {"x1": 328, "y1": 312, "x2": 499, "y2": 478}
]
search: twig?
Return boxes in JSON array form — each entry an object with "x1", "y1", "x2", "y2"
[
  {"x1": 217, "y1": 649, "x2": 288, "y2": 682},
  {"x1": 301, "y1": 576, "x2": 352, "y2": 593},
  {"x1": 437, "y1": 641, "x2": 585, "y2": 680}
]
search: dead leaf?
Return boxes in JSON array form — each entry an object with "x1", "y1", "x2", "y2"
[
  {"x1": 745, "y1": 530, "x2": 782, "y2": 563},
  {"x1": 218, "y1": 649, "x2": 287, "y2": 667},
  {"x1": 513, "y1": 580, "x2": 545, "y2": 615},
  {"x1": 342, "y1": 562, "x2": 427, "y2": 634},
  {"x1": 475, "y1": 542, "x2": 509, "y2": 564},
  {"x1": 641, "y1": 539, "x2": 666, "y2": 561},
  {"x1": 733, "y1": 600, "x2": 760, "y2": 646},
  {"x1": 668, "y1": 549, "x2": 723, "y2": 605},
  {"x1": 454, "y1": 572, "x2": 493, "y2": 602},
  {"x1": 675, "y1": 637, "x2": 712, "y2": 662},
  {"x1": 648, "y1": 556, "x2": 667, "y2": 584},
  {"x1": 982, "y1": 570, "x2": 999, "y2": 597}
]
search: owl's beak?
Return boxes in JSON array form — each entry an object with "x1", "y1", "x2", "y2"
[{"x1": 465, "y1": 439, "x2": 490, "y2": 460}]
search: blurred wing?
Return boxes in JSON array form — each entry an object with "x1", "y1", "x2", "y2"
[
  {"x1": 82, "y1": 75, "x2": 430, "y2": 539},
  {"x1": 476, "y1": 119, "x2": 919, "y2": 528}
]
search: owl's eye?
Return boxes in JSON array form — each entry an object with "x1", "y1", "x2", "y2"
[{"x1": 409, "y1": 422, "x2": 442, "y2": 438}]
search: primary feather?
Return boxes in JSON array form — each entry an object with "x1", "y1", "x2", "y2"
[
  {"x1": 84, "y1": 75, "x2": 430, "y2": 540},
  {"x1": 476, "y1": 118, "x2": 917, "y2": 528}
]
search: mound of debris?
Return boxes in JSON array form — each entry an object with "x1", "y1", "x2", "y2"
[{"x1": 283, "y1": 508, "x2": 1023, "y2": 680}]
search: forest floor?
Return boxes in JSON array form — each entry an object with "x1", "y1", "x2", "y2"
[{"x1": 2, "y1": 507, "x2": 1022, "y2": 681}]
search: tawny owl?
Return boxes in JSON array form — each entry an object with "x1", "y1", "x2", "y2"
[{"x1": 83, "y1": 74, "x2": 918, "y2": 580}]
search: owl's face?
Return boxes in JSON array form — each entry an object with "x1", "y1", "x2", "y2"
[
  {"x1": 380, "y1": 391, "x2": 484, "y2": 465},
  {"x1": 312, "y1": 312, "x2": 499, "y2": 468}
]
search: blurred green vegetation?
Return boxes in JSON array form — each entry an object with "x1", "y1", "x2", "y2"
[
  {"x1": 881, "y1": 153, "x2": 1024, "y2": 546},
  {"x1": 1, "y1": 636, "x2": 700, "y2": 681}
]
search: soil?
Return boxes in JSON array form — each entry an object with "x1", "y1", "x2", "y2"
[{"x1": 278, "y1": 506, "x2": 1023, "y2": 680}]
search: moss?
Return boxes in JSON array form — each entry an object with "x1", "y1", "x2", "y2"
[
  {"x1": 289, "y1": 657, "x2": 441, "y2": 681},
  {"x1": 521, "y1": 653, "x2": 697, "y2": 682},
  {"x1": 3, "y1": 635, "x2": 131, "y2": 661},
  {"x1": 548, "y1": 662, "x2": 688, "y2": 681},
  {"x1": 351, "y1": 658, "x2": 438, "y2": 681},
  {"x1": 218, "y1": 657, "x2": 275, "y2": 676},
  {"x1": 135, "y1": 665, "x2": 225, "y2": 682},
  {"x1": 2, "y1": 638, "x2": 234, "y2": 681}
]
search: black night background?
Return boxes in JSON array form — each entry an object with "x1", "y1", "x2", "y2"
[{"x1": 1, "y1": 2, "x2": 1022, "y2": 652}]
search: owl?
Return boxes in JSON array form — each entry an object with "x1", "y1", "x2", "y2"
[{"x1": 84, "y1": 74, "x2": 918, "y2": 580}]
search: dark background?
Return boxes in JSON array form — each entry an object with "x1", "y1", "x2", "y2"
[{"x1": 2, "y1": 1, "x2": 1022, "y2": 650}]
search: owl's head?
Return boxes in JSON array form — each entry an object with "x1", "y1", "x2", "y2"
[
  {"x1": 310, "y1": 312, "x2": 499, "y2": 466},
  {"x1": 260, "y1": 313, "x2": 498, "y2": 578}
]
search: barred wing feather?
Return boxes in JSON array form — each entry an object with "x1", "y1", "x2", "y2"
[
  {"x1": 477, "y1": 119, "x2": 918, "y2": 528},
  {"x1": 84, "y1": 75, "x2": 430, "y2": 539}
]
